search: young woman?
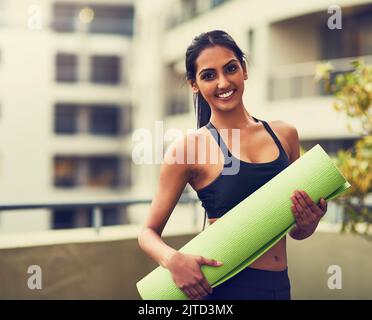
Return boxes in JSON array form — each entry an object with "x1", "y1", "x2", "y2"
[{"x1": 138, "y1": 30, "x2": 328, "y2": 300}]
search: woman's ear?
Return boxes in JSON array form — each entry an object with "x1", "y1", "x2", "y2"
[{"x1": 188, "y1": 80, "x2": 199, "y2": 94}]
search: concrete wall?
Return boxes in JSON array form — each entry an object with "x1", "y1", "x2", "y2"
[{"x1": 0, "y1": 228, "x2": 371, "y2": 299}]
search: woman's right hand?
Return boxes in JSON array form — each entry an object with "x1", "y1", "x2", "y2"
[{"x1": 165, "y1": 252, "x2": 224, "y2": 300}]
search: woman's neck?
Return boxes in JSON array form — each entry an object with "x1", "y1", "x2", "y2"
[{"x1": 209, "y1": 106, "x2": 256, "y2": 130}]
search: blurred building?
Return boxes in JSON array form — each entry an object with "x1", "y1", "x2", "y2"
[{"x1": 0, "y1": 0, "x2": 134, "y2": 232}]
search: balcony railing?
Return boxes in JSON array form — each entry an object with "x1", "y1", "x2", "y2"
[
  {"x1": 268, "y1": 55, "x2": 372, "y2": 101},
  {"x1": 0, "y1": 195, "x2": 200, "y2": 234}
]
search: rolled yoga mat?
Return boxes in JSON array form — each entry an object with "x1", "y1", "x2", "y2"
[{"x1": 136, "y1": 144, "x2": 351, "y2": 300}]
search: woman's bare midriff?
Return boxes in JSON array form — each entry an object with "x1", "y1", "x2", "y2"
[{"x1": 208, "y1": 218, "x2": 288, "y2": 272}]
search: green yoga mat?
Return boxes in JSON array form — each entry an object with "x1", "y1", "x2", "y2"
[{"x1": 136, "y1": 144, "x2": 351, "y2": 300}]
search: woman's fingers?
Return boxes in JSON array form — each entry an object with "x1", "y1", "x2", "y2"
[
  {"x1": 200, "y1": 278, "x2": 213, "y2": 295},
  {"x1": 299, "y1": 192, "x2": 319, "y2": 223},
  {"x1": 291, "y1": 204, "x2": 304, "y2": 225},
  {"x1": 183, "y1": 288, "x2": 194, "y2": 300},
  {"x1": 292, "y1": 193, "x2": 312, "y2": 226},
  {"x1": 291, "y1": 190, "x2": 327, "y2": 228},
  {"x1": 318, "y1": 198, "x2": 328, "y2": 215},
  {"x1": 193, "y1": 283, "x2": 208, "y2": 299},
  {"x1": 187, "y1": 287, "x2": 200, "y2": 300}
]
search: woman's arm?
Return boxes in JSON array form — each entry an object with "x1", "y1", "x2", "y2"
[
  {"x1": 138, "y1": 134, "x2": 222, "y2": 300},
  {"x1": 138, "y1": 135, "x2": 193, "y2": 267}
]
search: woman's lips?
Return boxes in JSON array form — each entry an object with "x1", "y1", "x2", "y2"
[{"x1": 215, "y1": 89, "x2": 236, "y2": 101}]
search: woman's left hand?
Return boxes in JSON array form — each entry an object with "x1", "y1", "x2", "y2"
[{"x1": 290, "y1": 190, "x2": 328, "y2": 230}]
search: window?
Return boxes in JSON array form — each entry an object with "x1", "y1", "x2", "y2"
[
  {"x1": 320, "y1": 5, "x2": 372, "y2": 60},
  {"x1": 56, "y1": 53, "x2": 78, "y2": 83},
  {"x1": 101, "y1": 206, "x2": 123, "y2": 226},
  {"x1": 91, "y1": 55, "x2": 120, "y2": 84},
  {"x1": 89, "y1": 5, "x2": 134, "y2": 36},
  {"x1": 52, "y1": 206, "x2": 125, "y2": 229},
  {"x1": 54, "y1": 104, "x2": 130, "y2": 136},
  {"x1": 55, "y1": 104, "x2": 78, "y2": 134},
  {"x1": 52, "y1": 209, "x2": 77, "y2": 229},
  {"x1": 54, "y1": 156, "x2": 126, "y2": 189},
  {"x1": 52, "y1": 3, "x2": 77, "y2": 32},
  {"x1": 52, "y1": 3, "x2": 134, "y2": 36},
  {"x1": 88, "y1": 156, "x2": 120, "y2": 188},
  {"x1": 89, "y1": 105, "x2": 120, "y2": 136},
  {"x1": 54, "y1": 156, "x2": 79, "y2": 187},
  {"x1": 52, "y1": 208, "x2": 93, "y2": 229}
]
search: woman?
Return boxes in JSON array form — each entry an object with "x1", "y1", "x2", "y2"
[{"x1": 138, "y1": 30, "x2": 328, "y2": 300}]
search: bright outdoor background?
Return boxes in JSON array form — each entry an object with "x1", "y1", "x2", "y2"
[{"x1": 0, "y1": 0, "x2": 371, "y2": 299}]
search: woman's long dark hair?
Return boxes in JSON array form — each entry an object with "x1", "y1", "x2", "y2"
[
  {"x1": 185, "y1": 30, "x2": 247, "y2": 231},
  {"x1": 185, "y1": 30, "x2": 246, "y2": 129}
]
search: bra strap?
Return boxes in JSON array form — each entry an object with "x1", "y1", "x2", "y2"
[
  {"x1": 260, "y1": 120, "x2": 287, "y2": 158},
  {"x1": 205, "y1": 122, "x2": 232, "y2": 166}
]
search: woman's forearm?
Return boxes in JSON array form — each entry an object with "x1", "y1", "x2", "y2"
[{"x1": 138, "y1": 227, "x2": 179, "y2": 268}]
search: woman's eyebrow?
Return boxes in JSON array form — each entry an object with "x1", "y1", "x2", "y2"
[{"x1": 198, "y1": 59, "x2": 238, "y2": 76}]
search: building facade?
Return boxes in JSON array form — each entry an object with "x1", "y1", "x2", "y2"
[{"x1": 0, "y1": 0, "x2": 134, "y2": 232}]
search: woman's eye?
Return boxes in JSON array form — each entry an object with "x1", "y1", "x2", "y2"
[
  {"x1": 201, "y1": 72, "x2": 215, "y2": 80},
  {"x1": 226, "y1": 64, "x2": 238, "y2": 73}
]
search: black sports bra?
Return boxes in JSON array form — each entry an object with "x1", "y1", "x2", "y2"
[{"x1": 196, "y1": 116, "x2": 290, "y2": 222}]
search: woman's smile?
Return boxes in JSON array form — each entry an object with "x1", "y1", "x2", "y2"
[{"x1": 215, "y1": 89, "x2": 236, "y2": 101}]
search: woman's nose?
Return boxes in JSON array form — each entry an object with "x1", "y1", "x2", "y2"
[{"x1": 217, "y1": 74, "x2": 230, "y2": 89}]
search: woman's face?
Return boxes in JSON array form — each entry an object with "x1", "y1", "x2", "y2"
[{"x1": 190, "y1": 45, "x2": 247, "y2": 112}]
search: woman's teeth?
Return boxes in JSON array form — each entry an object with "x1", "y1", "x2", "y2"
[{"x1": 217, "y1": 90, "x2": 234, "y2": 98}]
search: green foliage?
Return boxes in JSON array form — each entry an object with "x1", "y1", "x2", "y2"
[{"x1": 315, "y1": 60, "x2": 372, "y2": 234}]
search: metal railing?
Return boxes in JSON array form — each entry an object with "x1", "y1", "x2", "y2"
[{"x1": 0, "y1": 195, "x2": 200, "y2": 234}]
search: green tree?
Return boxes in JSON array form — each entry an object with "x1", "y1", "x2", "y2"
[{"x1": 315, "y1": 60, "x2": 371, "y2": 234}]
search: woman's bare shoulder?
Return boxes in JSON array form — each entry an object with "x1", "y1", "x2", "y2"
[
  {"x1": 163, "y1": 127, "x2": 210, "y2": 176},
  {"x1": 268, "y1": 120, "x2": 299, "y2": 160}
]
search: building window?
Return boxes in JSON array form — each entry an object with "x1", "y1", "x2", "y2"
[
  {"x1": 52, "y1": 3, "x2": 77, "y2": 33},
  {"x1": 89, "y1": 105, "x2": 120, "y2": 136},
  {"x1": 54, "y1": 155, "x2": 128, "y2": 189},
  {"x1": 52, "y1": 206, "x2": 125, "y2": 229},
  {"x1": 54, "y1": 157, "x2": 79, "y2": 187},
  {"x1": 56, "y1": 53, "x2": 78, "y2": 83},
  {"x1": 55, "y1": 104, "x2": 78, "y2": 134},
  {"x1": 100, "y1": 206, "x2": 125, "y2": 226},
  {"x1": 52, "y1": 209, "x2": 77, "y2": 229},
  {"x1": 320, "y1": 5, "x2": 372, "y2": 60},
  {"x1": 89, "y1": 5, "x2": 134, "y2": 36},
  {"x1": 52, "y1": 3, "x2": 134, "y2": 36},
  {"x1": 54, "y1": 103, "x2": 128, "y2": 136},
  {"x1": 91, "y1": 55, "x2": 120, "y2": 84},
  {"x1": 88, "y1": 156, "x2": 120, "y2": 188}
]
